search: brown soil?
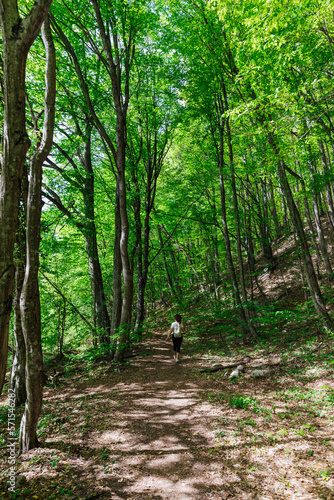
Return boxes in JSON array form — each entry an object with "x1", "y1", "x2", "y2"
[{"x1": 1, "y1": 332, "x2": 334, "y2": 499}]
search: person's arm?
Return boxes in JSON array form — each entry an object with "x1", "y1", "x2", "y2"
[{"x1": 166, "y1": 327, "x2": 173, "y2": 340}]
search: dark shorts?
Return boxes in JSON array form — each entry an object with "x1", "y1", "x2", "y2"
[{"x1": 172, "y1": 335, "x2": 183, "y2": 353}]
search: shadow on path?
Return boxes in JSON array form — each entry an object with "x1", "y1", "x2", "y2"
[{"x1": 3, "y1": 332, "x2": 331, "y2": 499}]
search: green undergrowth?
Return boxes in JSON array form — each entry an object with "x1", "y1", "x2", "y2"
[
  {"x1": 194, "y1": 331, "x2": 334, "y2": 491},
  {"x1": 162, "y1": 290, "x2": 328, "y2": 358},
  {"x1": 194, "y1": 326, "x2": 334, "y2": 431}
]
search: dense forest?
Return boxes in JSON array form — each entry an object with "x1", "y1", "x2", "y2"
[{"x1": 1, "y1": 0, "x2": 334, "y2": 489}]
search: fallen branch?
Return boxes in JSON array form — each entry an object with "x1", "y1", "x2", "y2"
[
  {"x1": 200, "y1": 356, "x2": 252, "y2": 373},
  {"x1": 201, "y1": 344, "x2": 324, "y2": 374}
]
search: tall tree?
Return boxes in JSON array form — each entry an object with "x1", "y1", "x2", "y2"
[
  {"x1": 19, "y1": 14, "x2": 56, "y2": 452},
  {"x1": 0, "y1": 0, "x2": 53, "y2": 395}
]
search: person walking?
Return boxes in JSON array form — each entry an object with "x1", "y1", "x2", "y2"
[{"x1": 166, "y1": 314, "x2": 185, "y2": 362}]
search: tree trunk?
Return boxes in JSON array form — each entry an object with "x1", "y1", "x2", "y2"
[
  {"x1": 111, "y1": 184, "x2": 122, "y2": 339},
  {"x1": 280, "y1": 185, "x2": 290, "y2": 233},
  {"x1": 137, "y1": 161, "x2": 157, "y2": 330},
  {"x1": 157, "y1": 226, "x2": 177, "y2": 298},
  {"x1": 57, "y1": 297, "x2": 66, "y2": 359},
  {"x1": 10, "y1": 224, "x2": 27, "y2": 407},
  {"x1": 205, "y1": 186, "x2": 221, "y2": 301},
  {"x1": 294, "y1": 157, "x2": 323, "y2": 266},
  {"x1": 303, "y1": 192, "x2": 323, "y2": 265},
  {"x1": 312, "y1": 193, "x2": 333, "y2": 279},
  {"x1": 82, "y1": 124, "x2": 110, "y2": 344},
  {"x1": 115, "y1": 123, "x2": 134, "y2": 359},
  {"x1": 268, "y1": 176, "x2": 282, "y2": 239},
  {"x1": 133, "y1": 184, "x2": 152, "y2": 335},
  {"x1": 90, "y1": 0, "x2": 135, "y2": 360},
  {"x1": 134, "y1": 196, "x2": 144, "y2": 334},
  {"x1": 19, "y1": 15, "x2": 56, "y2": 453},
  {"x1": 255, "y1": 180, "x2": 276, "y2": 270},
  {"x1": 0, "y1": 0, "x2": 53, "y2": 396}
]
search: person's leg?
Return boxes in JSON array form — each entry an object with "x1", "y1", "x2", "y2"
[
  {"x1": 172, "y1": 335, "x2": 177, "y2": 359},
  {"x1": 175, "y1": 337, "x2": 182, "y2": 362}
]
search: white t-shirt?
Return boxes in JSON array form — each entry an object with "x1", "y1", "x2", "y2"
[{"x1": 171, "y1": 321, "x2": 182, "y2": 338}]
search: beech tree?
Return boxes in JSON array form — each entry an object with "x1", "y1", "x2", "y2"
[
  {"x1": 18, "y1": 14, "x2": 56, "y2": 451},
  {"x1": 0, "y1": 0, "x2": 53, "y2": 396}
]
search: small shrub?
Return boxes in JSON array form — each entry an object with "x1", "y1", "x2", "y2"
[{"x1": 229, "y1": 394, "x2": 257, "y2": 410}]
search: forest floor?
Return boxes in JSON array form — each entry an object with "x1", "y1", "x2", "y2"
[{"x1": 1, "y1": 331, "x2": 334, "y2": 500}]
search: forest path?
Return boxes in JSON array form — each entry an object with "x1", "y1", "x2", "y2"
[
  {"x1": 39, "y1": 331, "x2": 229, "y2": 500},
  {"x1": 89, "y1": 331, "x2": 226, "y2": 499}
]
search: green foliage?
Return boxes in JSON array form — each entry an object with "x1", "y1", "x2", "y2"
[
  {"x1": 229, "y1": 394, "x2": 258, "y2": 410},
  {"x1": 6, "y1": 0, "x2": 334, "y2": 378},
  {"x1": 99, "y1": 447, "x2": 111, "y2": 461}
]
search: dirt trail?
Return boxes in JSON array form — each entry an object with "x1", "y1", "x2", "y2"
[
  {"x1": 10, "y1": 332, "x2": 227, "y2": 500},
  {"x1": 82, "y1": 332, "x2": 225, "y2": 499}
]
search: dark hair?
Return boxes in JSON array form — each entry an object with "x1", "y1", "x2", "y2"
[{"x1": 174, "y1": 314, "x2": 182, "y2": 323}]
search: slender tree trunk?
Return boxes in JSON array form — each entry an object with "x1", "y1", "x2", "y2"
[
  {"x1": 291, "y1": 144, "x2": 322, "y2": 265},
  {"x1": 205, "y1": 187, "x2": 221, "y2": 301},
  {"x1": 134, "y1": 194, "x2": 152, "y2": 334},
  {"x1": 280, "y1": 186, "x2": 290, "y2": 233},
  {"x1": 312, "y1": 192, "x2": 333, "y2": 279},
  {"x1": 115, "y1": 121, "x2": 134, "y2": 358},
  {"x1": 133, "y1": 164, "x2": 148, "y2": 334},
  {"x1": 243, "y1": 198, "x2": 255, "y2": 304},
  {"x1": 10, "y1": 223, "x2": 27, "y2": 407},
  {"x1": 219, "y1": 168, "x2": 249, "y2": 332},
  {"x1": 268, "y1": 176, "x2": 281, "y2": 239},
  {"x1": 19, "y1": 15, "x2": 56, "y2": 452},
  {"x1": 91, "y1": 0, "x2": 135, "y2": 359},
  {"x1": 84, "y1": 232, "x2": 111, "y2": 343},
  {"x1": 303, "y1": 193, "x2": 323, "y2": 265},
  {"x1": 141, "y1": 206, "x2": 151, "y2": 319},
  {"x1": 132, "y1": 184, "x2": 144, "y2": 333},
  {"x1": 57, "y1": 297, "x2": 66, "y2": 359},
  {"x1": 293, "y1": 231, "x2": 308, "y2": 300},
  {"x1": 157, "y1": 226, "x2": 177, "y2": 298},
  {"x1": 215, "y1": 110, "x2": 249, "y2": 335},
  {"x1": 111, "y1": 184, "x2": 122, "y2": 339},
  {"x1": 294, "y1": 158, "x2": 323, "y2": 265},
  {"x1": 307, "y1": 152, "x2": 333, "y2": 278},
  {"x1": 255, "y1": 180, "x2": 276, "y2": 270},
  {"x1": 82, "y1": 125, "x2": 110, "y2": 344}
]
